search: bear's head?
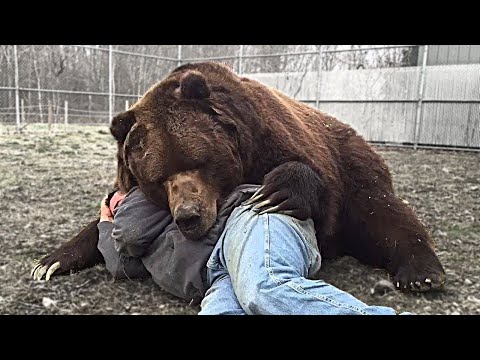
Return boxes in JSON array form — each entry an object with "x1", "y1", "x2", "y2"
[{"x1": 110, "y1": 63, "x2": 258, "y2": 239}]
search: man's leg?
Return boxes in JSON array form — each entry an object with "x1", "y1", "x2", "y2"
[
  {"x1": 218, "y1": 204, "x2": 402, "y2": 315},
  {"x1": 199, "y1": 272, "x2": 246, "y2": 315}
]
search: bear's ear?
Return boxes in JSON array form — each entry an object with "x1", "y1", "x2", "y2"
[
  {"x1": 110, "y1": 110, "x2": 136, "y2": 143},
  {"x1": 180, "y1": 71, "x2": 210, "y2": 100}
]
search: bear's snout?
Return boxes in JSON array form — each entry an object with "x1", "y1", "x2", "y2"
[
  {"x1": 164, "y1": 169, "x2": 220, "y2": 241},
  {"x1": 175, "y1": 205, "x2": 202, "y2": 232}
]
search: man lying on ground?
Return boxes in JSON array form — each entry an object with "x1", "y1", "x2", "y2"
[{"x1": 92, "y1": 183, "x2": 411, "y2": 315}]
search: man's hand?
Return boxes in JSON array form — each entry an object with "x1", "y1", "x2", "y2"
[
  {"x1": 100, "y1": 196, "x2": 114, "y2": 222},
  {"x1": 101, "y1": 191, "x2": 126, "y2": 222}
]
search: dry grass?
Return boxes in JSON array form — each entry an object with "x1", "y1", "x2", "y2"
[{"x1": 0, "y1": 126, "x2": 479, "y2": 314}]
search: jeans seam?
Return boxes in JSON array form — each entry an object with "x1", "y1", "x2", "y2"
[
  {"x1": 285, "y1": 281, "x2": 369, "y2": 315},
  {"x1": 263, "y1": 214, "x2": 368, "y2": 315},
  {"x1": 292, "y1": 218, "x2": 320, "y2": 261},
  {"x1": 264, "y1": 214, "x2": 274, "y2": 281}
]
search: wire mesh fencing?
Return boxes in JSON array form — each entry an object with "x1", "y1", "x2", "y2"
[
  {"x1": 0, "y1": 45, "x2": 177, "y2": 132},
  {"x1": 0, "y1": 45, "x2": 478, "y2": 151}
]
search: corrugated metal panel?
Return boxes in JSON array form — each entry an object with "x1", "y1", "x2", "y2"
[
  {"x1": 437, "y1": 46, "x2": 449, "y2": 65},
  {"x1": 319, "y1": 68, "x2": 420, "y2": 101},
  {"x1": 418, "y1": 103, "x2": 480, "y2": 147},
  {"x1": 424, "y1": 64, "x2": 480, "y2": 100},
  {"x1": 470, "y1": 46, "x2": 480, "y2": 63},
  {"x1": 427, "y1": 45, "x2": 480, "y2": 65},
  {"x1": 248, "y1": 67, "x2": 421, "y2": 101},
  {"x1": 319, "y1": 102, "x2": 417, "y2": 143},
  {"x1": 458, "y1": 45, "x2": 471, "y2": 64},
  {"x1": 448, "y1": 45, "x2": 460, "y2": 64},
  {"x1": 427, "y1": 46, "x2": 439, "y2": 65},
  {"x1": 244, "y1": 64, "x2": 480, "y2": 148},
  {"x1": 420, "y1": 63, "x2": 480, "y2": 147}
]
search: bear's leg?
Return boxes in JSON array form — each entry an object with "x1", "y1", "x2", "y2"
[
  {"x1": 343, "y1": 189, "x2": 446, "y2": 292},
  {"x1": 31, "y1": 217, "x2": 104, "y2": 281}
]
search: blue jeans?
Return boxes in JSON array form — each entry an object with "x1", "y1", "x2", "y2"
[{"x1": 199, "y1": 204, "x2": 405, "y2": 315}]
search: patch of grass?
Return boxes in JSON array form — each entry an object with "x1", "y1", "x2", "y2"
[
  {"x1": 1, "y1": 127, "x2": 479, "y2": 315},
  {"x1": 447, "y1": 223, "x2": 480, "y2": 238},
  {"x1": 36, "y1": 144, "x2": 50, "y2": 153}
]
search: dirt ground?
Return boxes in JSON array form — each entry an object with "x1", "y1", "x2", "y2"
[{"x1": 0, "y1": 125, "x2": 479, "y2": 315}]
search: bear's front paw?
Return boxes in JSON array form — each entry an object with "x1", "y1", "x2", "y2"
[
  {"x1": 243, "y1": 161, "x2": 324, "y2": 220},
  {"x1": 31, "y1": 251, "x2": 69, "y2": 281},
  {"x1": 31, "y1": 218, "x2": 103, "y2": 281},
  {"x1": 392, "y1": 265, "x2": 446, "y2": 292}
]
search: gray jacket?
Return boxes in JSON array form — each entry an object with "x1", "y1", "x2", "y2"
[{"x1": 97, "y1": 184, "x2": 259, "y2": 305}]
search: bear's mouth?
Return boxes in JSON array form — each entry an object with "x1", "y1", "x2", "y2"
[
  {"x1": 174, "y1": 208, "x2": 217, "y2": 241},
  {"x1": 176, "y1": 214, "x2": 202, "y2": 233},
  {"x1": 177, "y1": 223, "x2": 208, "y2": 241}
]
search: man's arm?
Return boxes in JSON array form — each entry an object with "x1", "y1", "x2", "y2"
[
  {"x1": 97, "y1": 219, "x2": 150, "y2": 280},
  {"x1": 110, "y1": 187, "x2": 173, "y2": 258},
  {"x1": 97, "y1": 188, "x2": 172, "y2": 280}
]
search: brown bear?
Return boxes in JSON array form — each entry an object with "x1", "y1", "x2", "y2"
[{"x1": 34, "y1": 61, "x2": 446, "y2": 292}]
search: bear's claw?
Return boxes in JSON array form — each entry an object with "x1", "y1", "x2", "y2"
[
  {"x1": 243, "y1": 186, "x2": 266, "y2": 205},
  {"x1": 31, "y1": 261, "x2": 62, "y2": 281},
  {"x1": 392, "y1": 267, "x2": 446, "y2": 292},
  {"x1": 252, "y1": 199, "x2": 271, "y2": 211},
  {"x1": 258, "y1": 205, "x2": 280, "y2": 215}
]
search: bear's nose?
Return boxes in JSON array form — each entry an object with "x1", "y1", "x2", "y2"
[{"x1": 175, "y1": 205, "x2": 202, "y2": 231}]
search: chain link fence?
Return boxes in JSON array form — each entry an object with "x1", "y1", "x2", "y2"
[
  {"x1": 0, "y1": 45, "x2": 177, "y2": 131},
  {"x1": 0, "y1": 45, "x2": 479, "y2": 151}
]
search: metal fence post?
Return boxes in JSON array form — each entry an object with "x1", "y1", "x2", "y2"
[
  {"x1": 125, "y1": 100, "x2": 129, "y2": 111},
  {"x1": 48, "y1": 99, "x2": 53, "y2": 133},
  {"x1": 64, "y1": 100, "x2": 68, "y2": 125},
  {"x1": 238, "y1": 45, "x2": 244, "y2": 75},
  {"x1": 21, "y1": 98, "x2": 25, "y2": 127},
  {"x1": 315, "y1": 45, "x2": 323, "y2": 109},
  {"x1": 109, "y1": 45, "x2": 113, "y2": 124},
  {"x1": 13, "y1": 45, "x2": 21, "y2": 132},
  {"x1": 413, "y1": 45, "x2": 429, "y2": 150},
  {"x1": 177, "y1": 45, "x2": 182, "y2": 67}
]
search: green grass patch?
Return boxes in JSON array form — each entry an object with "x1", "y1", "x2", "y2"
[{"x1": 447, "y1": 223, "x2": 480, "y2": 238}]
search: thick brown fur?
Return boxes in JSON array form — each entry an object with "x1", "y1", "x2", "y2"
[
  {"x1": 36, "y1": 61, "x2": 445, "y2": 291},
  {"x1": 34, "y1": 191, "x2": 121, "y2": 277},
  {"x1": 35, "y1": 217, "x2": 104, "y2": 276},
  {"x1": 117, "y1": 62, "x2": 446, "y2": 291}
]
